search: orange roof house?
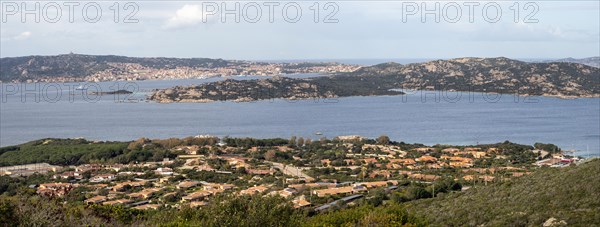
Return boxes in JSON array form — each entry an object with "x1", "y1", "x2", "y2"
[
  {"x1": 129, "y1": 188, "x2": 160, "y2": 199},
  {"x1": 240, "y1": 185, "x2": 269, "y2": 195},
  {"x1": 389, "y1": 158, "x2": 416, "y2": 165},
  {"x1": 177, "y1": 181, "x2": 201, "y2": 189},
  {"x1": 416, "y1": 156, "x2": 438, "y2": 163},
  {"x1": 85, "y1": 195, "x2": 107, "y2": 204},
  {"x1": 182, "y1": 190, "x2": 213, "y2": 201}
]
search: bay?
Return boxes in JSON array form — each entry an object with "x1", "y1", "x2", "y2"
[{"x1": 1, "y1": 74, "x2": 598, "y2": 158}]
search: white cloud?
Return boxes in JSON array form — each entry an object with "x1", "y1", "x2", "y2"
[
  {"x1": 164, "y1": 5, "x2": 206, "y2": 29},
  {"x1": 13, "y1": 31, "x2": 32, "y2": 40}
]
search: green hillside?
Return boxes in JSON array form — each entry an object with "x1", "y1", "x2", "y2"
[{"x1": 408, "y1": 159, "x2": 600, "y2": 226}]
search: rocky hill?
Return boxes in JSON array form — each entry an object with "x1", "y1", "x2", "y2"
[{"x1": 343, "y1": 57, "x2": 599, "y2": 98}]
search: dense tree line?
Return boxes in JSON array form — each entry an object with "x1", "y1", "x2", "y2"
[{"x1": 0, "y1": 193, "x2": 425, "y2": 226}]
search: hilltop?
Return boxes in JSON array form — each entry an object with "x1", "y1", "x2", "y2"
[{"x1": 408, "y1": 158, "x2": 600, "y2": 226}]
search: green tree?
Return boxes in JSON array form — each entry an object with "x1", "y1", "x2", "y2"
[
  {"x1": 0, "y1": 198, "x2": 18, "y2": 224},
  {"x1": 297, "y1": 137, "x2": 305, "y2": 147},
  {"x1": 376, "y1": 135, "x2": 390, "y2": 145}
]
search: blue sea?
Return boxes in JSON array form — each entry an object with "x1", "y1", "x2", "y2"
[{"x1": 1, "y1": 73, "x2": 599, "y2": 158}]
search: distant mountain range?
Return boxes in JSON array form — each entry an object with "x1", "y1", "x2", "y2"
[
  {"x1": 537, "y1": 57, "x2": 600, "y2": 68},
  {"x1": 151, "y1": 57, "x2": 600, "y2": 102},
  {"x1": 2, "y1": 55, "x2": 598, "y2": 98}
]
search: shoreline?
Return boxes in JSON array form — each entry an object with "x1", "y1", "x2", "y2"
[
  {"x1": 149, "y1": 88, "x2": 600, "y2": 103},
  {"x1": 2, "y1": 136, "x2": 598, "y2": 158}
]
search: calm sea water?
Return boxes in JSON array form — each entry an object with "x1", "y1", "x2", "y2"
[{"x1": 1, "y1": 74, "x2": 599, "y2": 157}]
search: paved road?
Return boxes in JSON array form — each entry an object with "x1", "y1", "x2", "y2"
[{"x1": 268, "y1": 162, "x2": 315, "y2": 182}]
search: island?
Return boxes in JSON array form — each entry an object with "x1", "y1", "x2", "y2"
[
  {"x1": 88, "y1": 90, "x2": 133, "y2": 96},
  {"x1": 149, "y1": 57, "x2": 600, "y2": 103},
  {"x1": 149, "y1": 76, "x2": 403, "y2": 103}
]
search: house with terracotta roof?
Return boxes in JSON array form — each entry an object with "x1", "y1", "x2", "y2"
[
  {"x1": 37, "y1": 183, "x2": 78, "y2": 197},
  {"x1": 287, "y1": 182, "x2": 336, "y2": 190},
  {"x1": 369, "y1": 170, "x2": 393, "y2": 178},
  {"x1": 175, "y1": 145, "x2": 201, "y2": 155},
  {"x1": 268, "y1": 188, "x2": 297, "y2": 198},
  {"x1": 414, "y1": 147, "x2": 435, "y2": 153},
  {"x1": 463, "y1": 147, "x2": 481, "y2": 152},
  {"x1": 201, "y1": 182, "x2": 234, "y2": 190},
  {"x1": 292, "y1": 198, "x2": 311, "y2": 208},
  {"x1": 361, "y1": 158, "x2": 378, "y2": 164},
  {"x1": 451, "y1": 156, "x2": 472, "y2": 162},
  {"x1": 112, "y1": 181, "x2": 146, "y2": 191},
  {"x1": 75, "y1": 164, "x2": 102, "y2": 173},
  {"x1": 102, "y1": 199, "x2": 132, "y2": 206},
  {"x1": 133, "y1": 204, "x2": 160, "y2": 210},
  {"x1": 462, "y1": 175, "x2": 495, "y2": 182},
  {"x1": 442, "y1": 148, "x2": 461, "y2": 153},
  {"x1": 409, "y1": 173, "x2": 440, "y2": 181},
  {"x1": 177, "y1": 181, "x2": 200, "y2": 189},
  {"x1": 389, "y1": 158, "x2": 416, "y2": 165},
  {"x1": 90, "y1": 173, "x2": 115, "y2": 183},
  {"x1": 416, "y1": 155, "x2": 438, "y2": 163},
  {"x1": 450, "y1": 161, "x2": 473, "y2": 168},
  {"x1": 312, "y1": 185, "x2": 367, "y2": 197},
  {"x1": 356, "y1": 180, "x2": 398, "y2": 188},
  {"x1": 155, "y1": 167, "x2": 174, "y2": 176},
  {"x1": 182, "y1": 190, "x2": 213, "y2": 202},
  {"x1": 240, "y1": 185, "x2": 269, "y2": 195},
  {"x1": 425, "y1": 163, "x2": 445, "y2": 169},
  {"x1": 85, "y1": 195, "x2": 107, "y2": 204},
  {"x1": 128, "y1": 188, "x2": 161, "y2": 200},
  {"x1": 246, "y1": 168, "x2": 276, "y2": 175},
  {"x1": 486, "y1": 148, "x2": 500, "y2": 153}
]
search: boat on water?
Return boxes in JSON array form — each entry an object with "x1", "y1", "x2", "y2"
[
  {"x1": 315, "y1": 132, "x2": 323, "y2": 135},
  {"x1": 75, "y1": 85, "x2": 87, "y2": 90}
]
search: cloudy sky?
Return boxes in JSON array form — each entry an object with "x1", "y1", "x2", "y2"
[{"x1": 1, "y1": 1, "x2": 598, "y2": 60}]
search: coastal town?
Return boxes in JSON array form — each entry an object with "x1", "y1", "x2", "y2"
[
  {"x1": 81, "y1": 61, "x2": 360, "y2": 83},
  {"x1": 0, "y1": 135, "x2": 581, "y2": 212}
]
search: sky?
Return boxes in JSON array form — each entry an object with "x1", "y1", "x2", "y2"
[{"x1": 0, "y1": 1, "x2": 599, "y2": 60}]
